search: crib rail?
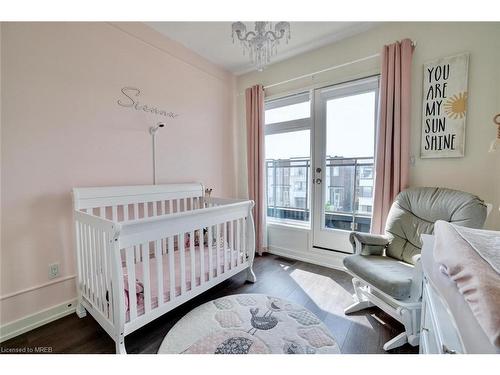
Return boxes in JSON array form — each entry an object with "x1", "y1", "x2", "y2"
[
  {"x1": 117, "y1": 199, "x2": 254, "y2": 332},
  {"x1": 73, "y1": 183, "x2": 204, "y2": 223},
  {"x1": 74, "y1": 210, "x2": 122, "y2": 337},
  {"x1": 118, "y1": 200, "x2": 252, "y2": 247},
  {"x1": 73, "y1": 183, "x2": 203, "y2": 210}
]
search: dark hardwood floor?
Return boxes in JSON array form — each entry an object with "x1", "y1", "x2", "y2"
[{"x1": 1, "y1": 254, "x2": 418, "y2": 354}]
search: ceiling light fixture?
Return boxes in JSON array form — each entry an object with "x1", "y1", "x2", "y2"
[{"x1": 231, "y1": 21, "x2": 291, "y2": 72}]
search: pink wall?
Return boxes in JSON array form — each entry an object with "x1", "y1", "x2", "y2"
[{"x1": 0, "y1": 22, "x2": 236, "y2": 325}]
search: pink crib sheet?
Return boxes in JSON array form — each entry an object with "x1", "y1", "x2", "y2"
[{"x1": 123, "y1": 246, "x2": 243, "y2": 321}]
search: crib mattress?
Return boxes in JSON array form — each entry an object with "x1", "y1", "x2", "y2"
[{"x1": 123, "y1": 246, "x2": 244, "y2": 321}]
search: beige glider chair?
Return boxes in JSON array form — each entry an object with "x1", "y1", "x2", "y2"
[{"x1": 343, "y1": 187, "x2": 487, "y2": 351}]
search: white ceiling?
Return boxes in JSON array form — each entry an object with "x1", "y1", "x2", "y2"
[{"x1": 146, "y1": 22, "x2": 378, "y2": 75}]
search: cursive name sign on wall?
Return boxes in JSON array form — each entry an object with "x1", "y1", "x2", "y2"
[{"x1": 117, "y1": 87, "x2": 179, "y2": 119}]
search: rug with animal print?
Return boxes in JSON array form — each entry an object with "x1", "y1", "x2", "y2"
[{"x1": 157, "y1": 294, "x2": 340, "y2": 354}]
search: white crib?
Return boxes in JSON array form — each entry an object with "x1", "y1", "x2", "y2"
[{"x1": 72, "y1": 183, "x2": 256, "y2": 353}]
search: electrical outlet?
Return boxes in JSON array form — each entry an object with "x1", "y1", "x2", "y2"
[{"x1": 48, "y1": 263, "x2": 60, "y2": 279}]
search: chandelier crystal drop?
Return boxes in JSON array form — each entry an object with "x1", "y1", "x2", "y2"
[{"x1": 231, "y1": 21, "x2": 291, "y2": 71}]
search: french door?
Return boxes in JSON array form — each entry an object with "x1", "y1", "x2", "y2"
[{"x1": 312, "y1": 77, "x2": 379, "y2": 253}]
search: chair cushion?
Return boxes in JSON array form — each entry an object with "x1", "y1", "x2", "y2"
[
  {"x1": 385, "y1": 187, "x2": 486, "y2": 264},
  {"x1": 343, "y1": 255, "x2": 414, "y2": 300}
]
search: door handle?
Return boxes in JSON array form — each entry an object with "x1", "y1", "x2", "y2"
[{"x1": 313, "y1": 178, "x2": 322, "y2": 184}]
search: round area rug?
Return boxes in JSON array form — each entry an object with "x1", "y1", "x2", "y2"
[{"x1": 158, "y1": 294, "x2": 340, "y2": 354}]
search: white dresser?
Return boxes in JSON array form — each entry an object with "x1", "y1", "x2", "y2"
[
  {"x1": 420, "y1": 235, "x2": 464, "y2": 354},
  {"x1": 420, "y1": 234, "x2": 499, "y2": 354}
]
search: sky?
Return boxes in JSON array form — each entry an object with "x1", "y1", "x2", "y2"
[{"x1": 265, "y1": 92, "x2": 376, "y2": 160}]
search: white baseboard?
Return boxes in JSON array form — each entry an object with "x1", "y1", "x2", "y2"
[
  {"x1": 0, "y1": 299, "x2": 77, "y2": 343},
  {"x1": 268, "y1": 245, "x2": 347, "y2": 271}
]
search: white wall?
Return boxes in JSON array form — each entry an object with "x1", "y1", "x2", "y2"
[{"x1": 236, "y1": 22, "x2": 500, "y2": 232}]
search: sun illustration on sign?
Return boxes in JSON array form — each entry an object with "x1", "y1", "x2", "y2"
[{"x1": 444, "y1": 91, "x2": 468, "y2": 119}]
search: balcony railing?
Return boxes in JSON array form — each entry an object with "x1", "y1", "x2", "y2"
[{"x1": 266, "y1": 156, "x2": 374, "y2": 233}]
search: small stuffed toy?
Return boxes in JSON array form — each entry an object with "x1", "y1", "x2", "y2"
[
  {"x1": 489, "y1": 114, "x2": 500, "y2": 152},
  {"x1": 184, "y1": 229, "x2": 209, "y2": 248},
  {"x1": 204, "y1": 188, "x2": 213, "y2": 207},
  {"x1": 184, "y1": 229, "x2": 205, "y2": 248},
  {"x1": 184, "y1": 227, "x2": 228, "y2": 249}
]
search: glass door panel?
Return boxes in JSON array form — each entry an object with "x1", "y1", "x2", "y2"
[
  {"x1": 312, "y1": 77, "x2": 378, "y2": 253},
  {"x1": 265, "y1": 129, "x2": 311, "y2": 223}
]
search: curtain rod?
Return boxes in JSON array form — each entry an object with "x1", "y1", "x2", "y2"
[
  {"x1": 263, "y1": 52, "x2": 380, "y2": 90},
  {"x1": 235, "y1": 53, "x2": 379, "y2": 97},
  {"x1": 237, "y1": 40, "x2": 416, "y2": 96}
]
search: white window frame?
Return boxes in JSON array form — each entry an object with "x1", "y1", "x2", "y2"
[
  {"x1": 265, "y1": 91, "x2": 312, "y2": 227},
  {"x1": 265, "y1": 92, "x2": 312, "y2": 135}
]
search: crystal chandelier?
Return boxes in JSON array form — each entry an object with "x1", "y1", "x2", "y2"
[{"x1": 231, "y1": 22, "x2": 291, "y2": 71}]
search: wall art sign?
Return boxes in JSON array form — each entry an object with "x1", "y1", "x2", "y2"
[
  {"x1": 117, "y1": 87, "x2": 179, "y2": 119},
  {"x1": 421, "y1": 53, "x2": 469, "y2": 158}
]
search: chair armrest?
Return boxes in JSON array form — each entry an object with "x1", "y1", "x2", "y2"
[{"x1": 349, "y1": 232, "x2": 389, "y2": 255}]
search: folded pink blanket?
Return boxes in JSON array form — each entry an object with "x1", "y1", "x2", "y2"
[
  {"x1": 123, "y1": 278, "x2": 144, "y2": 311},
  {"x1": 433, "y1": 221, "x2": 500, "y2": 347}
]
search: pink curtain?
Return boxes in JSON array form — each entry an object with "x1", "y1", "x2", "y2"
[
  {"x1": 371, "y1": 39, "x2": 415, "y2": 234},
  {"x1": 245, "y1": 84, "x2": 267, "y2": 255}
]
